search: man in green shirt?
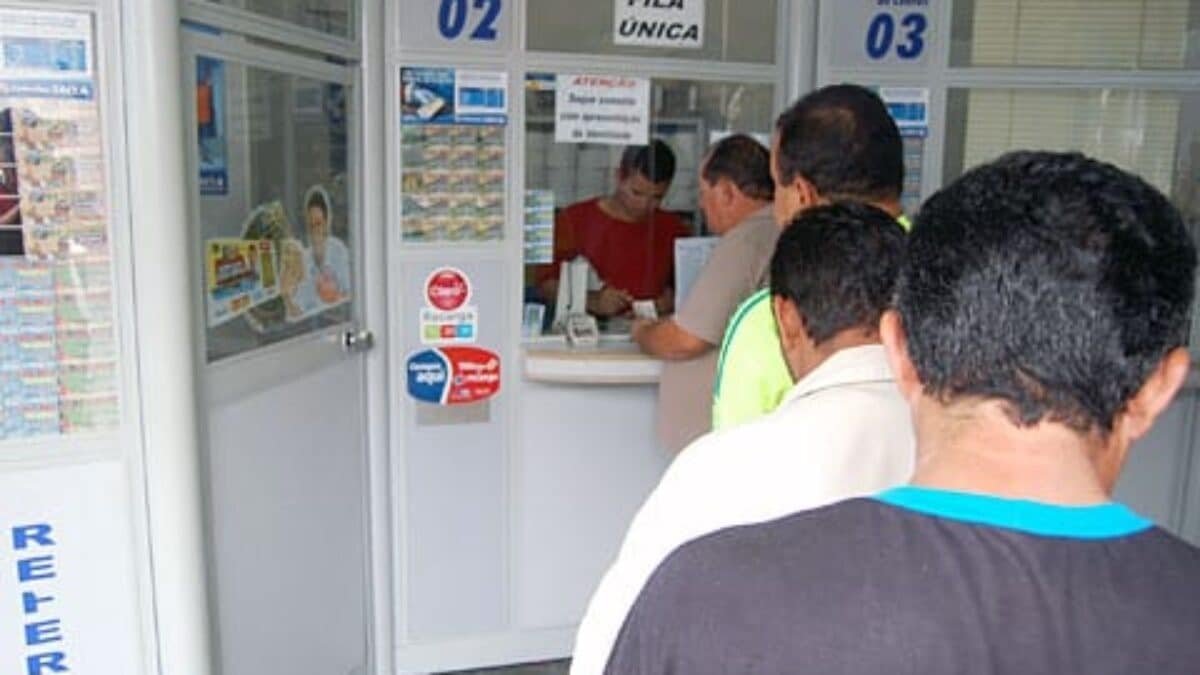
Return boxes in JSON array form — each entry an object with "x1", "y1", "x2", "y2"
[{"x1": 712, "y1": 84, "x2": 909, "y2": 430}]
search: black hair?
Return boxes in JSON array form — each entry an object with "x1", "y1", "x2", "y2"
[
  {"x1": 770, "y1": 202, "x2": 906, "y2": 345},
  {"x1": 774, "y1": 84, "x2": 903, "y2": 203},
  {"x1": 899, "y1": 151, "x2": 1198, "y2": 433},
  {"x1": 619, "y1": 139, "x2": 677, "y2": 184},
  {"x1": 702, "y1": 134, "x2": 774, "y2": 202},
  {"x1": 306, "y1": 190, "x2": 329, "y2": 216}
]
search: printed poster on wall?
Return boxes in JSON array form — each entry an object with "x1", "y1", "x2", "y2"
[
  {"x1": 0, "y1": 463, "x2": 146, "y2": 675},
  {"x1": 196, "y1": 56, "x2": 228, "y2": 196},
  {"x1": 400, "y1": 67, "x2": 507, "y2": 243},
  {"x1": 614, "y1": 0, "x2": 705, "y2": 49},
  {"x1": 401, "y1": 67, "x2": 507, "y2": 126},
  {"x1": 554, "y1": 74, "x2": 650, "y2": 146},
  {"x1": 0, "y1": 9, "x2": 121, "y2": 441},
  {"x1": 879, "y1": 87, "x2": 929, "y2": 215}
]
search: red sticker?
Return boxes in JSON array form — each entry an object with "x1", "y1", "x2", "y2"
[
  {"x1": 425, "y1": 267, "x2": 470, "y2": 311},
  {"x1": 442, "y1": 346, "x2": 501, "y2": 405}
]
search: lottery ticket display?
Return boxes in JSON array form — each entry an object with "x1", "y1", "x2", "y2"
[
  {"x1": 399, "y1": 67, "x2": 508, "y2": 243},
  {"x1": 401, "y1": 124, "x2": 505, "y2": 242},
  {"x1": 0, "y1": 10, "x2": 119, "y2": 440}
]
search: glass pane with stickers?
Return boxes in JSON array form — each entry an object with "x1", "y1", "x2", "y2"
[
  {"x1": 526, "y1": 0, "x2": 778, "y2": 64},
  {"x1": 520, "y1": 73, "x2": 774, "y2": 335},
  {"x1": 950, "y1": 0, "x2": 1200, "y2": 69},
  {"x1": 195, "y1": 56, "x2": 355, "y2": 362},
  {"x1": 201, "y1": 0, "x2": 356, "y2": 40},
  {"x1": 0, "y1": 8, "x2": 121, "y2": 440}
]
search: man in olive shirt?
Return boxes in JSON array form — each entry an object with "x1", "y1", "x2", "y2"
[
  {"x1": 712, "y1": 85, "x2": 907, "y2": 431},
  {"x1": 632, "y1": 135, "x2": 776, "y2": 452}
]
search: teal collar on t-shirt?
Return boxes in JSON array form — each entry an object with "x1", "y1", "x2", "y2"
[{"x1": 875, "y1": 486, "x2": 1153, "y2": 539}]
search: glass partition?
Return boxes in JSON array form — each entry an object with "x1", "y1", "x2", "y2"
[
  {"x1": 195, "y1": 56, "x2": 354, "y2": 362},
  {"x1": 526, "y1": 0, "x2": 777, "y2": 64},
  {"x1": 522, "y1": 73, "x2": 774, "y2": 334},
  {"x1": 201, "y1": 0, "x2": 355, "y2": 40},
  {"x1": 950, "y1": 0, "x2": 1200, "y2": 69}
]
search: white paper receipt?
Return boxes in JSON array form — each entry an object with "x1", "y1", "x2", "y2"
[{"x1": 632, "y1": 300, "x2": 658, "y2": 320}]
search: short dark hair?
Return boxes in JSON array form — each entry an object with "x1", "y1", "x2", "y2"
[
  {"x1": 306, "y1": 190, "x2": 328, "y2": 216},
  {"x1": 770, "y1": 202, "x2": 906, "y2": 345},
  {"x1": 620, "y1": 139, "x2": 677, "y2": 184},
  {"x1": 774, "y1": 84, "x2": 903, "y2": 203},
  {"x1": 899, "y1": 151, "x2": 1197, "y2": 432},
  {"x1": 702, "y1": 134, "x2": 774, "y2": 202}
]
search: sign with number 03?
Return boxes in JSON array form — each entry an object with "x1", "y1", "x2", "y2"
[
  {"x1": 828, "y1": 1, "x2": 936, "y2": 69},
  {"x1": 399, "y1": 0, "x2": 511, "y2": 50}
]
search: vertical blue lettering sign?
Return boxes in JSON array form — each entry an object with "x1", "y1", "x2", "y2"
[{"x1": 8, "y1": 523, "x2": 69, "y2": 675}]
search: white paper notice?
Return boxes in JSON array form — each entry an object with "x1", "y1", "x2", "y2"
[
  {"x1": 614, "y1": 0, "x2": 705, "y2": 49},
  {"x1": 555, "y1": 74, "x2": 650, "y2": 146},
  {"x1": 674, "y1": 236, "x2": 718, "y2": 310},
  {"x1": 0, "y1": 9, "x2": 94, "y2": 80}
]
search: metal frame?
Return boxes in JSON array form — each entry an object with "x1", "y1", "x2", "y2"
[{"x1": 182, "y1": 0, "x2": 359, "y2": 60}]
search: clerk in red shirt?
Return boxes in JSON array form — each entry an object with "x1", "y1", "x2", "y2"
[{"x1": 538, "y1": 141, "x2": 690, "y2": 318}]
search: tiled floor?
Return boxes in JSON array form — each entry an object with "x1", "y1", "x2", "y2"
[{"x1": 442, "y1": 659, "x2": 570, "y2": 675}]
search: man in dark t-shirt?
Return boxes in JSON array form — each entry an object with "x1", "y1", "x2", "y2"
[{"x1": 605, "y1": 152, "x2": 1200, "y2": 675}]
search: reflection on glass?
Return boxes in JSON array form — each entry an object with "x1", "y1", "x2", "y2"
[
  {"x1": 197, "y1": 57, "x2": 353, "y2": 362},
  {"x1": 206, "y1": 0, "x2": 355, "y2": 39},
  {"x1": 950, "y1": 0, "x2": 1200, "y2": 69},
  {"x1": 522, "y1": 74, "x2": 774, "y2": 333},
  {"x1": 526, "y1": 0, "x2": 777, "y2": 64}
]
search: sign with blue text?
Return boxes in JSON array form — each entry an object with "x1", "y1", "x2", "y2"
[
  {"x1": 828, "y1": 0, "x2": 937, "y2": 69},
  {"x1": 0, "y1": 463, "x2": 144, "y2": 675},
  {"x1": 614, "y1": 0, "x2": 705, "y2": 49},
  {"x1": 398, "y1": 0, "x2": 511, "y2": 51}
]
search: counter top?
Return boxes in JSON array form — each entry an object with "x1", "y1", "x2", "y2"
[{"x1": 523, "y1": 336, "x2": 662, "y2": 385}]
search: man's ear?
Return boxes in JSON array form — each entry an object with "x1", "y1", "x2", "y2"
[
  {"x1": 717, "y1": 178, "x2": 737, "y2": 207},
  {"x1": 794, "y1": 175, "x2": 822, "y2": 209},
  {"x1": 880, "y1": 310, "x2": 922, "y2": 403},
  {"x1": 772, "y1": 295, "x2": 804, "y2": 350},
  {"x1": 1119, "y1": 347, "x2": 1191, "y2": 443}
]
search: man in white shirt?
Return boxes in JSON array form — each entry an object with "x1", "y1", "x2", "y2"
[{"x1": 570, "y1": 202, "x2": 916, "y2": 674}]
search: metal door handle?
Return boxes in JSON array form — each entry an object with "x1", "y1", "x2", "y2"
[{"x1": 341, "y1": 329, "x2": 375, "y2": 353}]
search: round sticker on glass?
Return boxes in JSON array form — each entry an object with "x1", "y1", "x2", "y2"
[{"x1": 425, "y1": 267, "x2": 471, "y2": 311}]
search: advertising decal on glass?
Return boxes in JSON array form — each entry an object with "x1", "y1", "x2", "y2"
[
  {"x1": 419, "y1": 266, "x2": 478, "y2": 345},
  {"x1": 400, "y1": 67, "x2": 507, "y2": 243}
]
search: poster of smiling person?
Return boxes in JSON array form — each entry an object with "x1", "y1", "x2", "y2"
[
  {"x1": 278, "y1": 237, "x2": 322, "y2": 323},
  {"x1": 303, "y1": 184, "x2": 351, "y2": 308}
]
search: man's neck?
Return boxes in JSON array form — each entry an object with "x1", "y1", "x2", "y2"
[
  {"x1": 597, "y1": 195, "x2": 640, "y2": 224},
  {"x1": 727, "y1": 199, "x2": 772, "y2": 229},
  {"x1": 909, "y1": 401, "x2": 1119, "y2": 506}
]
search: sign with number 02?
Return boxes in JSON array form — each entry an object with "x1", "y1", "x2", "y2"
[{"x1": 399, "y1": 0, "x2": 510, "y2": 50}]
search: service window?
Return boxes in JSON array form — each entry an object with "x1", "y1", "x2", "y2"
[
  {"x1": 526, "y1": 0, "x2": 778, "y2": 64},
  {"x1": 521, "y1": 73, "x2": 774, "y2": 334}
]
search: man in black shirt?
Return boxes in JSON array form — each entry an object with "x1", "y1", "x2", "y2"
[{"x1": 605, "y1": 151, "x2": 1200, "y2": 674}]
